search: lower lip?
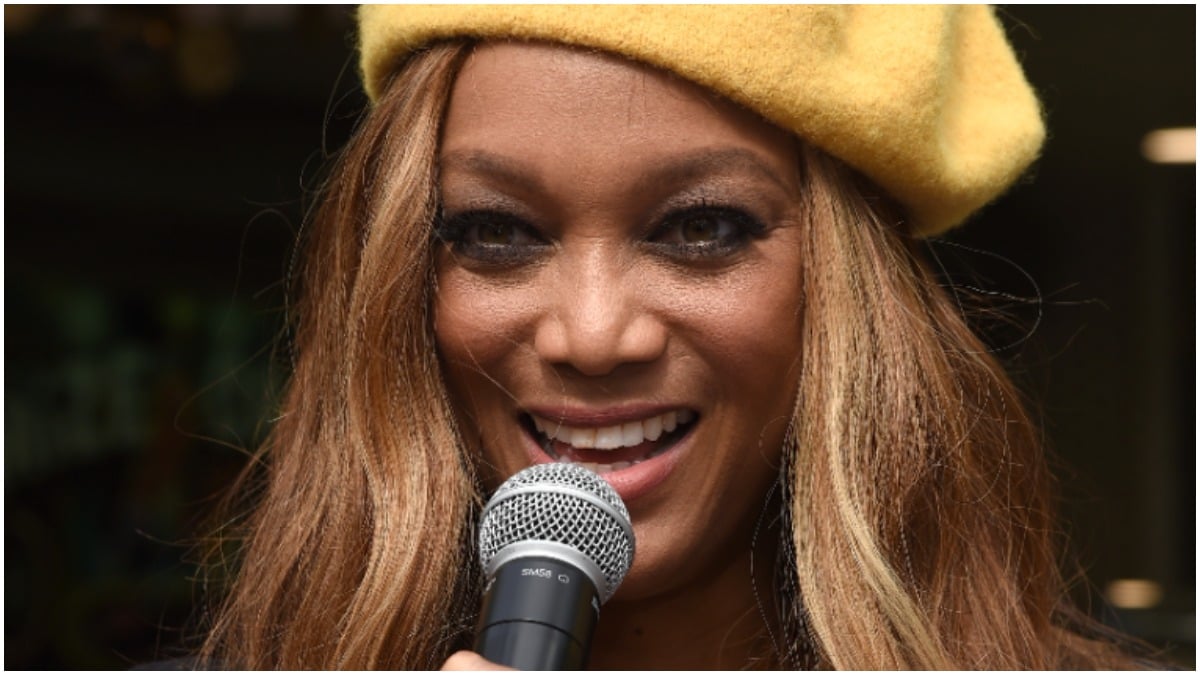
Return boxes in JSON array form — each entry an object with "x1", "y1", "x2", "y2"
[{"x1": 522, "y1": 424, "x2": 690, "y2": 503}]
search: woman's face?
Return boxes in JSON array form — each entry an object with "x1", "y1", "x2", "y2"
[{"x1": 434, "y1": 43, "x2": 806, "y2": 601}]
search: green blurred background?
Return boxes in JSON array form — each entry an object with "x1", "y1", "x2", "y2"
[{"x1": 4, "y1": 5, "x2": 1195, "y2": 669}]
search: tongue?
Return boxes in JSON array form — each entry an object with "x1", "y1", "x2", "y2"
[{"x1": 553, "y1": 439, "x2": 659, "y2": 464}]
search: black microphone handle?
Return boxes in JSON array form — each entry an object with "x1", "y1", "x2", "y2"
[{"x1": 474, "y1": 555, "x2": 601, "y2": 670}]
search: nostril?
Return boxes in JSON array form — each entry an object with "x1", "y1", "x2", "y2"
[{"x1": 533, "y1": 310, "x2": 668, "y2": 377}]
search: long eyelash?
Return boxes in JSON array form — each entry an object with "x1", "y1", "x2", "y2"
[
  {"x1": 439, "y1": 209, "x2": 539, "y2": 234},
  {"x1": 647, "y1": 200, "x2": 769, "y2": 259},
  {"x1": 432, "y1": 208, "x2": 461, "y2": 243},
  {"x1": 671, "y1": 200, "x2": 767, "y2": 235},
  {"x1": 433, "y1": 209, "x2": 549, "y2": 267},
  {"x1": 705, "y1": 199, "x2": 768, "y2": 238},
  {"x1": 434, "y1": 209, "x2": 508, "y2": 243}
]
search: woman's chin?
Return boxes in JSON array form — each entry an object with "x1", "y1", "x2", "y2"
[{"x1": 601, "y1": 522, "x2": 698, "y2": 605}]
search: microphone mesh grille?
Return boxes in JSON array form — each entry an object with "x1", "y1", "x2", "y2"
[{"x1": 479, "y1": 463, "x2": 634, "y2": 602}]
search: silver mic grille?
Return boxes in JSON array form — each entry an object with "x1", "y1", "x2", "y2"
[{"x1": 478, "y1": 463, "x2": 635, "y2": 603}]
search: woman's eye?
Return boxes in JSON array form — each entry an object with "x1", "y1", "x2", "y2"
[
  {"x1": 435, "y1": 210, "x2": 547, "y2": 264},
  {"x1": 650, "y1": 205, "x2": 766, "y2": 257},
  {"x1": 475, "y1": 221, "x2": 521, "y2": 245},
  {"x1": 677, "y1": 213, "x2": 733, "y2": 243}
]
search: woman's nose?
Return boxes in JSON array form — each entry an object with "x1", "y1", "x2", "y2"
[{"x1": 532, "y1": 258, "x2": 667, "y2": 377}]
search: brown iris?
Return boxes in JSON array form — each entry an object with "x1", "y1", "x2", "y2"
[{"x1": 680, "y1": 215, "x2": 722, "y2": 243}]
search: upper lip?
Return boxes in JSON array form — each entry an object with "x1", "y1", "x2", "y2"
[{"x1": 522, "y1": 403, "x2": 692, "y2": 427}]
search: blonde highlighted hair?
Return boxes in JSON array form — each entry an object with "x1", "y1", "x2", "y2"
[{"x1": 199, "y1": 42, "x2": 1136, "y2": 669}]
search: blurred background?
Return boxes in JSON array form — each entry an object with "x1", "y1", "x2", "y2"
[{"x1": 4, "y1": 5, "x2": 1194, "y2": 669}]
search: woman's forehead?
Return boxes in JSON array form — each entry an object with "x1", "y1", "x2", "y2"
[{"x1": 440, "y1": 42, "x2": 797, "y2": 184}]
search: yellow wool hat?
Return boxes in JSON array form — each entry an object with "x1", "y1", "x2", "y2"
[{"x1": 357, "y1": 5, "x2": 1044, "y2": 236}]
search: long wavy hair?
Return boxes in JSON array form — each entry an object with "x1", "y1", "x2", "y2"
[{"x1": 198, "y1": 41, "x2": 1136, "y2": 669}]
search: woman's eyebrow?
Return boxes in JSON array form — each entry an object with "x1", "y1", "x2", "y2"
[
  {"x1": 439, "y1": 146, "x2": 794, "y2": 195},
  {"x1": 440, "y1": 149, "x2": 547, "y2": 194},
  {"x1": 640, "y1": 147, "x2": 795, "y2": 196}
]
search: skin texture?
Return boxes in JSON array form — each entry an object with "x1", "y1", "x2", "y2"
[
  {"x1": 440, "y1": 650, "x2": 512, "y2": 671},
  {"x1": 434, "y1": 43, "x2": 807, "y2": 669}
]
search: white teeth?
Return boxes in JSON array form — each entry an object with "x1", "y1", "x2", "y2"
[
  {"x1": 621, "y1": 421, "x2": 644, "y2": 446},
  {"x1": 569, "y1": 428, "x2": 595, "y2": 448},
  {"x1": 572, "y1": 460, "x2": 635, "y2": 475},
  {"x1": 594, "y1": 426, "x2": 624, "y2": 450},
  {"x1": 530, "y1": 409, "x2": 695, "y2": 451},
  {"x1": 644, "y1": 415, "x2": 663, "y2": 441}
]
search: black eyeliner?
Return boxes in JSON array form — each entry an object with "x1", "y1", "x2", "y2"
[
  {"x1": 645, "y1": 200, "x2": 770, "y2": 260},
  {"x1": 434, "y1": 208, "x2": 550, "y2": 267}
]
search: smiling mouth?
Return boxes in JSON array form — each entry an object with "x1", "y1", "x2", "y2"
[{"x1": 522, "y1": 410, "x2": 697, "y2": 474}]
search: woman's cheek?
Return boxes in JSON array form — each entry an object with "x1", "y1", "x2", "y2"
[
  {"x1": 435, "y1": 272, "x2": 532, "y2": 367},
  {"x1": 663, "y1": 268, "x2": 802, "y2": 379}
]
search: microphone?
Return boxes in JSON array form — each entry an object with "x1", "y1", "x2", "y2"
[{"x1": 474, "y1": 463, "x2": 636, "y2": 670}]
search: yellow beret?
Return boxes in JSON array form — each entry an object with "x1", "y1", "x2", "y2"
[{"x1": 358, "y1": 5, "x2": 1044, "y2": 236}]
